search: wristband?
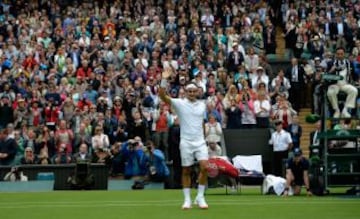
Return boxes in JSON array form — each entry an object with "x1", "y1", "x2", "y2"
[
  {"x1": 160, "y1": 79, "x2": 168, "y2": 88},
  {"x1": 284, "y1": 187, "x2": 289, "y2": 191},
  {"x1": 306, "y1": 188, "x2": 310, "y2": 192}
]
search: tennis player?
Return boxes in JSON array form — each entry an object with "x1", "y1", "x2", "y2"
[{"x1": 159, "y1": 69, "x2": 209, "y2": 210}]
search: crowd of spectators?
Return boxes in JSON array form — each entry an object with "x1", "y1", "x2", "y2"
[{"x1": 0, "y1": 0, "x2": 359, "y2": 182}]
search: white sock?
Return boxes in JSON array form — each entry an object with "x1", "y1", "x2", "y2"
[
  {"x1": 197, "y1": 184, "x2": 206, "y2": 197},
  {"x1": 183, "y1": 188, "x2": 191, "y2": 201}
]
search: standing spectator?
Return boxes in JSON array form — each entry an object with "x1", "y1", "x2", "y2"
[
  {"x1": 13, "y1": 98, "x2": 29, "y2": 129},
  {"x1": 129, "y1": 110, "x2": 147, "y2": 141},
  {"x1": 0, "y1": 96, "x2": 14, "y2": 129},
  {"x1": 55, "y1": 120, "x2": 74, "y2": 154},
  {"x1": 225, "y1": 99, "x2": 242, "y2": 129},
  {"x1": 254, "y1": 91, "x2": 271, "y2": 128},
  {"x1": 273, "y1": 93, "x2": 297, "y2": 129},
  {"x1": 44, "y1": 100, "x2": 61, "y2": 131},
  {"x1": 239, "y1": 87, "x2": 256, "y2": 129},
  {"x1": 0, "y1": 128, "x2": 17, "y2": 166},
  {"x1": 91, "y1": 125, "x2": 110, "y2": 152},
  {"x1": 286, "y1": 115, "x2": 302, "y2": 150},
  {"x1": 152, "y1": 102, "x2": 170, "y2": 160},
  {"x1": 227, "y1": 42, "x2": 244, "y2": 74},
  {"x1": 270, "y1": 69, "x2": 291, "y2": 101},
  {"x1": 251, "y1": 66, "x2": 269, "y2": 92},
  {"x1": 168, "y1": 116, "x2": 182, "y2": 188},
  {"x1": 263, "y1": 22, "x2": 276, "y2": 54},
  {"x1": 286, "y1": 58, "x2": 305, "y2": 112},
  {"x1": 269, "y1": 120, "x2": 293, "y2": 177},
  {"x1": 244, "y1": 47, "x2": 259, "y2": 74}
]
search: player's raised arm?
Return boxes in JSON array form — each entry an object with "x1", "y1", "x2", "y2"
[{"x1": 158, "y1": 68, "x2": 172, "y2": 105}]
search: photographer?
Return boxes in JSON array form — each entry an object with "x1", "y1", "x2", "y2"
[
  {"x1": 144, "y1": 140, "x2": 170, "y2": 182},
  {"x1": 110, "y1": 142, "x2": 125, "y2": 176},
  {"x1": 120, "y1": 138, "x2": 148, "y2": 179},
  {"x1": 4, "y1": 166, "x2": 28, "y2": 182}
]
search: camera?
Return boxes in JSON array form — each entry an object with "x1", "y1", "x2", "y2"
[
  {"x1": 131, "y1": 142, "x2": 139, "y2": 147},
  {"x1": 11, "y1": 167, "x2": 19, "y2": 173}
]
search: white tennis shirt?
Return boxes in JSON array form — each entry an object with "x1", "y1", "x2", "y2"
[{"x1": 171, "y1": 98, "x2": 206, "y2": 141}]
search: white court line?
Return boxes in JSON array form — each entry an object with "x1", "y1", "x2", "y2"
[{"x1": 0, "y1": 199, "x2": 358, "y2": 209}]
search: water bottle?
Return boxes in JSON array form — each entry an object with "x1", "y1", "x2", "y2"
[
  {"x1": 349, "y1": 162, "x2": 354, "y2": 173},
  {"x1": 331, "y1": 162, "x2": 337, "y2": 174}
]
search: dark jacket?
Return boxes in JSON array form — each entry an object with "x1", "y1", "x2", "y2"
[{"x1": 0, "y1": 137, "x2": 17, "y2": 165}]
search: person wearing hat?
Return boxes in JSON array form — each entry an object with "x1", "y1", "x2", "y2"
[
  {"x1": 251, "y1": 66, "x2": 269, "y2": 92},
  {"x1": 309, "y1": 35, "x2": 324, "y2": 59},
  {"x1": 283, "y1": 148, "x2": 312, "y2": 196},
  {"x1": 269, "y1": 120, "x2": 293, "y2": 177},
  {"x1": 227, "y1": 42, "x2": 244, "y2": 73}
]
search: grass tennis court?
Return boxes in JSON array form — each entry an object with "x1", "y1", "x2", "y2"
[{"x1": 0, "y1": 187, "x2": 359, "y2": 219}]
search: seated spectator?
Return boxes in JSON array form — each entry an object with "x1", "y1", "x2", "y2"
[
  {"x1": 204, "y1": 114, "x2": 222, "y2": 144},
  {"x1": 20, "y1": 147, "x2": 39, "y2": 165},
  {"x1": 73, "y1": 143, "x2": 92, "y2": 163},
  {"x1": 283, "y1": 148, "x2": 312, "y2": 196},
  {"x1": 52, "y1": 144, "x2": 73, "y2": 164},
  {"x1": 207, "y1": 137, "x2": 222, "y2": 158}
]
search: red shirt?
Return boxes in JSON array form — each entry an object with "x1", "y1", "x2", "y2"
[{"x1": 156, "y1": 112, "x2": 168, "y2": 132}]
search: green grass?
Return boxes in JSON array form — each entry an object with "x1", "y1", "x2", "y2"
[{"x1": 0, "y1": 188, "x2": 359, "y2": 219}]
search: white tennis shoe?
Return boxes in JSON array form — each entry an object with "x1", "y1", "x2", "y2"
[
  {"x1": 182, "y1": 199, "x2": 192, "y2": 210},
  {"x1": 194, "y1": 196, "x2": 208, "y2": 209}
]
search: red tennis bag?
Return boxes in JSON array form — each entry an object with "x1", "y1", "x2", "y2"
[{"x1": 207, "y1": 157, "x2": 240, "y2": 178}]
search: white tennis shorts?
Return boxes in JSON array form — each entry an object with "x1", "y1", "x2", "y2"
[{"x1": 180, "y1": 138, "x2": 208, "y2": 167}]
